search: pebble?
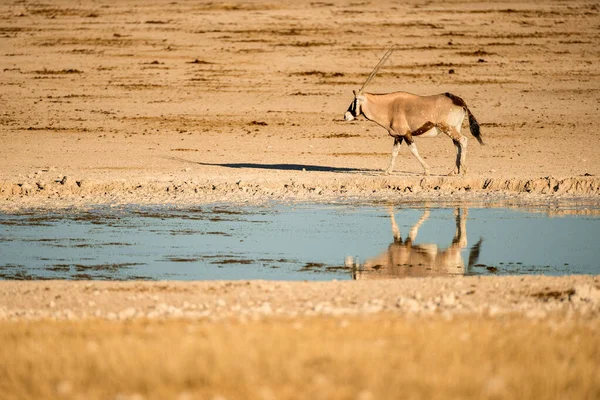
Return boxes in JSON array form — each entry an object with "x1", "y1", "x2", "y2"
[
  {"x1": 573, "y1": 284, "x2": 600, "y2": 304},
  {"x1": 442, "y1": 293, "x2": 457, "y2": 307},
  {"x1": 21, "y1": 183, "x2": 34, "y2": 194},
  {"x1": 60, "y1": 176, "x2": 77, "y2": 187},
  {"x1": 1, "y1": 277, "x2": 598, "y2": 322},
  {"x1": 396, "y1": 297, "x2": 421, "y2": 313}
]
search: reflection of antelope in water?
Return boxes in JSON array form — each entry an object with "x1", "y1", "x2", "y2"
[{"x1": 352, "y1": 208, "x2": 482, "y2": 279}]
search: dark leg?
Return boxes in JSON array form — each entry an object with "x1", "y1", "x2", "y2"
[{"x1": 436, "y1": 123, "x2": 468, "y2": 175}]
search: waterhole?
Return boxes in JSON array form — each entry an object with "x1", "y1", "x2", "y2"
[{"x1": 0, "y1": 203, "x2": 598, "y2": 280}]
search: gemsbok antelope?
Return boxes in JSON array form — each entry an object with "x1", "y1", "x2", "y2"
[
  {"x1": 344, "y1": 48, "x2": 484, "y2": 176},
  {"x1": 352, "y1": 207, "x2": 483, "y2": 279}
]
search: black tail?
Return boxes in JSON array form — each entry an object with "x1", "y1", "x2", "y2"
[{"x1": 443, "y1": 92, "x2": 484, "y2": 145}]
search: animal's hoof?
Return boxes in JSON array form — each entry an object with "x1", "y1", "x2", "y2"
[{"x1": 447, "y1": 170, "x2": 458, "y2": 176}]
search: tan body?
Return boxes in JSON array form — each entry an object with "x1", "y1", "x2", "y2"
[
  {"x1": 344, "y1": 91, "x2": 482, "y2": 175},
  {"x1": 361, "y1": 92, "x2": 464, "y2": 137},
  {"x1": 353, "y1": 208, "x2": 482, "y2": 279}
]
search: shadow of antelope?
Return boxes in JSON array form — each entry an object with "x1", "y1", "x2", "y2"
[{"x1": 352, "y1": 207, "x2": 483, "y2": 279}]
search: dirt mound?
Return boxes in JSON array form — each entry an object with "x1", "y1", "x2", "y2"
[{"x1": 1, "y1": 175, "x2": 599, "y2": 210}]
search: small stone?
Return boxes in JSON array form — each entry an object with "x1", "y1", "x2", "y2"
[
  {"x1": 572, "y1": 284, "x2": 600, "y2": 304},
  {"x1": 442, "y1": 293, "x2": 457, "y2": 307},
  {"x1": 60, "y1": 176, "x2": 76, "y2": 186},
  {"x1": 397, "y1": 297, "x2": 420, "y2": 313},
  {"x1": 21, "y1": 183, "x2": 34, "y2": 194}
]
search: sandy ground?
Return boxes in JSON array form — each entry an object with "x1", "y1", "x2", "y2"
[
  {"x1": 1, "y1": 1, "x2": 600, "y2": 398},
  {"x1": 1, "y1": 0, "x2": 600, "y2": 210},
  {"x1": 2, "y1": 276, "x2": 599, "y2": 321}
]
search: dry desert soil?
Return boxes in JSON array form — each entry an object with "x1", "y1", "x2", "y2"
[
  {"x1": 1, "y1": 0, "x2": 599, "y2": 208},
  {"x1": 1, "y1": 0, "x2": 600, "y2": 399}
]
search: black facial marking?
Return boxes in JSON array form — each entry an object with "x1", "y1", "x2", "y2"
[{"x1": 346, "y1": 98, "x2": 358, "y2": 117}]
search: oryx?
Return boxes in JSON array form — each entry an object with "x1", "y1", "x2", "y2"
[
  {"x1": 352, "y1": 207, "x2": 483, "y2": 279},
  {"x1": 344, "y1": 48, "x2": 483, "y2": 176}
]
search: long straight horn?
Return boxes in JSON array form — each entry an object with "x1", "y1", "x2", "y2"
[{"x1": 358, "y1": 46, "x2": 395, "y2": 94}]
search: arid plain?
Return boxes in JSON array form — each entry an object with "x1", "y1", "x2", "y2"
[{"x1": 1, "y1": 0, "x2": 599, "y2": 399}]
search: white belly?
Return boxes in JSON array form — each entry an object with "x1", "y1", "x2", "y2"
[{"x1": 419, "y1": 127, "x2": 441, "y2": 138}]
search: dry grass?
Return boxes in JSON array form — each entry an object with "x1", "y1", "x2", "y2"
[{"x1": 1, "y1": 315, "x2": 599, "y2": 400}]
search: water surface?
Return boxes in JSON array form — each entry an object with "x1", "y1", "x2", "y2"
[{"x1": 1, "y1": 203, "x2": 598, "y2": 280}]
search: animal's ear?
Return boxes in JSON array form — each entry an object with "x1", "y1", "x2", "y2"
[{"x1": 353, "y1": 90, "x2": 357, "y2": 96}]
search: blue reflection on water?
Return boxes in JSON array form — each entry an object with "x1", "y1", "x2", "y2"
[{"x1": 0, "y1": 203, "x2": 598, "y2": 280}]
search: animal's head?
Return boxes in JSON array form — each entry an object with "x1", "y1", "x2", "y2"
[
  {"x1": 343, "y1": 46, "x2": 395, "y2": 122},
  {"x1": 344, "y1": 90, "x2": 366, "y2": 121}
]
